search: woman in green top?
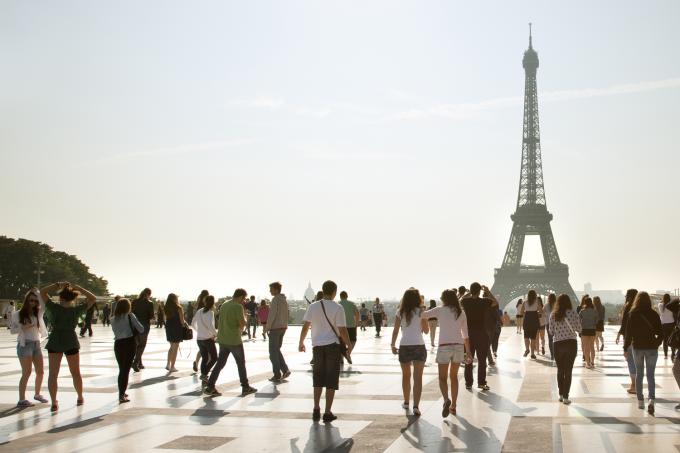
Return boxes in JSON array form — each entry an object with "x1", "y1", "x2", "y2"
[{"x1": 40, "y1": 282, "x2": 97, "y2": 412}]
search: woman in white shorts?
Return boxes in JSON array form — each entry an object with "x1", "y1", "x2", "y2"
[
  {"x1": 423, "y1": 289, "x2": 470, "y2": 417},
  {"x1": 10, "y1": 289, "x2": 48, "y2": 407}
]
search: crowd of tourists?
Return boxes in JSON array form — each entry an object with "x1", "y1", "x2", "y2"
[{"x1": 8, "y1": 281, "x2": 680, "y2": 421}]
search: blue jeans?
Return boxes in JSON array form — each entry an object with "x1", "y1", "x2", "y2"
[
  {"x1": 633, "y1": 348, "x2": 658, "y2": 400},
  {"x1": 207, "y1": 344, "x2": 249, "y2": 389},
  {"x1": 625, "y1": 345, "x2": 636, "y2": 377},
  {"x1": 268, "y1": 329, "x2": 289, "y2": 378}
]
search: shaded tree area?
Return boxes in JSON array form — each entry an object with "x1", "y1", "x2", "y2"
[{"x1": 0, "y1": 236, "x2": 109, "y2": 300}]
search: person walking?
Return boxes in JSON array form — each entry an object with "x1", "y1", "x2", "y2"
[
  {"x1": 244, "y1": 295, "x2": 259, "y2": 340},
  {"x1": 372, "y1": 298, "x2": 385, "y2": 338},
  {"x1": 427, "y1": 300, "x2": 438, "y2": 348},
  {"x1": 10, "y1": 289, "x2": 48, "y2": 407},
  {"x1": 659, "y1": 294, "x2": 679, "y2": 359},
  {"x1": 391, "y1": 288, "x2": 428, "y2": 416},
  {"x1": 131, "y1": 288, "x2": 155, "y2": 371},
  {"x1": 164, "y1": 293, "x2": 185, "y2": 372},
  {"x1": 193, "y1": 295, "x2": 217, "y2": 383},
  {"x1": 4, "y1": 301, "x2": 17, "y2": 329},
  {"x1": 515, "y1": 299, "x2": 524, "y2": 334},
  {"x1": 258, "y1": 300, "x2": 270, "y2": 340},
  {"x1": 537, "y1": 298, "x2": 547, "y2": 355},
  {"x1": 339, "y1": 291, "x2": 359, "y2": 361},
  {"x1": 102, "y1": 303, "x2": 111, "y2": 327},
  {"x1": 616, "y1": 289, "x2": 639, "y2": 395},
  {"x1": 110, "y1": 298, "x2": 144, "y2": 403},
  {"x1": 593, "y1": 296, "x2": 606, "y2": 352},
  {"x1": 579, "y1": 296, "x2": 598, "y2": 369},
  {"x1": 40, "y1": 282, "x2": 97, "y2": 412},
  {"x1": 624, "y1": 291, "x2": 663, "y2": 415},
  {"x1": 423, "y1": 289, "x2": 470, "y2": 417},
  {"x1": 359, "y1": 303, "x2": 370, "y2": 331},
  {"x1": 192, "y1": 290, "x2": 209, "y2": 373},
  {"x1": 491, "y1": 306, "x2": 503, "y2": 360},
  {"x1": 156, "y1": 302, "x2": 165, "y2": 328},
  {"x1": 546, "y1": 293, "x2": 556, "y2": 360},
  {"x1": 461, "y1": 283, "x2": 498, "y2": 391},
  {"x1": 298, "y1": 280, "x2": 351, "y2": 423},
  {"x1": 485, "y1": 302, "x2": 500, "y2": 366},
  {"x1": 204, "y1": 289, "x2": 257, "y2": 397},
  {"x1": 265, "y1": 282, "x2": 290, "y2": 382},
  {"x1": 519, "y1": 291, "x2": 542, "y2": 359},
  {"x1": 79, "y1": 302, "x2": 99, "y2": 338},
  {"x1": 548, "y1": 294, "x2": 582, "y2": 405}
]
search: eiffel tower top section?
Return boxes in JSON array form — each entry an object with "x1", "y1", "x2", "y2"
[{"x1": 516, "y1": 23, "x2": 546, "y2": 210}]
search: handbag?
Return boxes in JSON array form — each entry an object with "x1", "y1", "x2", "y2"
[
  {"x1": 182, "y1": 324, "x2": 194, "y2": 340},
  {"x1": 320, "y1": 301, "x2": 352, "y2": 364}
]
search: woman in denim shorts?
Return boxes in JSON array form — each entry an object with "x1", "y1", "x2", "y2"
[
  {"x1": 10, "y1": 289, "x2": 49, "y2": 407},
  {"x1": 391, "y1": 288, "x2": 429, "y2": 416},
  {"x1": 423, "y1": 289, "x2": 471, "y2": 417}
]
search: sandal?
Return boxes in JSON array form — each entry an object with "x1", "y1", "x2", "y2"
[
  {"x1": 119, "y1": 396, "x2": 130, "y2": 404},
  {"x1": 50, "y1": 402, "x2": 59, "y2": 412},
  {"x1": 413, "y1": 407, "x2": 421, "y2": 416},
  {"x1": 442, "y1": 400, "x2": 451, "y2": 418},
  {"x1": 626, "y1": 388, "x2": 636, "y2": 394},
  {"x1": 76, "y1": 398, "x2": 84, "y2": 406},
  {"x1": 34, "y1": 394, "x2": 48, "y2": 404},
  {"x1": 450, "y1": 406, "x2": 457, "y2": 415}
]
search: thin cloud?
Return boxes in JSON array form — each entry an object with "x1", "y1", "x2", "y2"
[
  {"x1": 387, "y1": 77, "x2": 680, "y2": 121},
  {"x1": 92, "y1": 139, "x2": 257, "y2": 165}
]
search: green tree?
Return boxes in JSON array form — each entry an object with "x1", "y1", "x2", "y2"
[{"x1": 0, "y1": 236, "x2": 108, "y2": 300}]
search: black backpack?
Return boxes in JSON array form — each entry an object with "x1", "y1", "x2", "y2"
[{"x1": 669, "y1": 318, "x2": 680, "y2": 350}]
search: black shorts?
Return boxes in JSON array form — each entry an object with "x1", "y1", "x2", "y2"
[
  {"x1": 596, "y1": 320, "x2": 604, "y2": 332},
  {"x1": 398, "y1": 344, "x2": 427, "y2": 363},
  {"x1": 581, "y1": 329, "x2": 596, "y2": 337},
  {"x1": 523, "y1": 312, "x2": 539, "y2": 339},
  {"x1": 47, "y1": 348, "x2": 79, "y2": 356},
  {"x1": 312, "y1": 344, "x2": 341, "y2": 390},
  {"x1": 346, "y1": 327, "x2": 357, "y2": 343}
]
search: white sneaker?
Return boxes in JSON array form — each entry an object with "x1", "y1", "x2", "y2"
[
  {"x1": 562, "y1": 398, "x2": 571, "y2": 405},
  {"x1": 401, "y1": 402, "x2": 409, "y2": 410}
]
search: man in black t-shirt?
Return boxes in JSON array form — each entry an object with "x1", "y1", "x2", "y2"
[
  {"x1": 461, "y1": 282, "x2": 499, "y2": 391},
  {"x1": 131, "y1": 288, "x2": 155, "y2": 371},
  {"x1": 244, "y1": 296, "x2": 259, "y2": 339}
]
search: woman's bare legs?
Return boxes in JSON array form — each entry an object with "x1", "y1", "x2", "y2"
[
  {"x1": 48, "y1": 352, "x2": 63, "y2": 409},
  {"x1": 65, "y1": 353, "x2": 83, "y2": 403},
  {"x1": 167, "y1": 343, "x2": 179, "y2": 369},
  {"x1": 18, "y1": 357, "x2": 33, "y2": 401},
  {"x1": 400, "y1": 362, "x2": 411, "y2": 406},
  {"x1": 413, "y1": 361, "x2": 425, "y2": 409},
  {"x1": 438, "y1": 363, "x2": 449, "y2": 401},
  {"x1": 449, "y1": 363, "x2": 460, "y2": 410},
  {"x1": 33, "y1": 354, "x2": 45, "y2": 397}
]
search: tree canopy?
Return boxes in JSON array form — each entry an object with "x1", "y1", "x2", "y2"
[{"x1": 0, "y1": 236, "x2": 109, "y2": 300}]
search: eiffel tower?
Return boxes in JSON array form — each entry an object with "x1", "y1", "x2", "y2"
[{"x1": 491, "y1": 25, "x2": 578, "y2": 308}]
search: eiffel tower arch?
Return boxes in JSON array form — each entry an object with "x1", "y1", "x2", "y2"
[{"x1": 491, "y1": 26, "x2": 578, "y2": 309}]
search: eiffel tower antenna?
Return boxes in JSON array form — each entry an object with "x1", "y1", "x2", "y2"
[{"x1": 491, "y1": 28, "x2": 578, "y2": 307}]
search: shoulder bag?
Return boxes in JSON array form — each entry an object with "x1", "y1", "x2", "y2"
[{"x1": 320, "y1": 301, "x2": 352, "y2": 364}]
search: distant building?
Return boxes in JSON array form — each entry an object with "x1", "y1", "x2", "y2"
[{"x1": 303, "y1": 282, "x2": 315, "y2": 302}]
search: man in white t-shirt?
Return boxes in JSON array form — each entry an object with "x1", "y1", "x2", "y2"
[{"x1": 299, "y1": 280, "x2": 351, "y2": 423}]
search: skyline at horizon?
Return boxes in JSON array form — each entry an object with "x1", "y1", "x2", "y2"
[{"x1": 2, "y1": 2, "x2": 680, "y2": 301}]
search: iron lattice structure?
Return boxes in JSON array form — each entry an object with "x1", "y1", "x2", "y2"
[{"x1": 491, "y1": 28, "x2": 578, "y2": 308}]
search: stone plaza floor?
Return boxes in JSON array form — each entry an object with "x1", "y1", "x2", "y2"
[{"x1": 0, "y1": 325, "x2": 679, "y2": 452}]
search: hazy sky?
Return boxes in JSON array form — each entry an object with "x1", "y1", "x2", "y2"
[{"x1": 2, "y1": 1, "x2": 679, "y2": 301}]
